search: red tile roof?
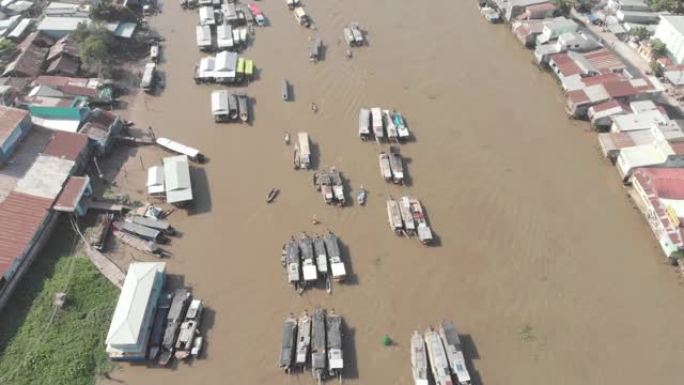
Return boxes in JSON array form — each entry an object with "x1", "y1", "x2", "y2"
[
  {"x1": 0, "y1": 106, "x2": 29, "y2": 145},
  {"x1": 53, "y1": 176, "x2": 88, "y2": 212},
  {"x1": 0, "y1": 192, "x2": 53, "y2": 278},
  {"x1": 581, "y1": 73, "x2": 624, "y2": 87},
  {"x1": 41, "y1": 131, "x2": 88, "y2": 162}
]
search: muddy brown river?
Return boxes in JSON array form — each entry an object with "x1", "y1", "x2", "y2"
[{"x1": 100, "y1": 1, "x2": 684, "y2": 384}]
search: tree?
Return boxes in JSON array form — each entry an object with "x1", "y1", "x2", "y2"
[
  {"x1": 651, "y1": 38, "x2": 668, "y2": 59},
  {"x1": 552, "y1": 0, "x2": 575, "y2": 15},
  {"x1": 648, "y1": 0, "x2": 683, "y2": 13},
  {"x1": 650, "y1": 60, "x2": 664, "y2": 77},
  {"x1": 630, "y1": 26, "x2": 652, "y2": 42},
  {"x1": 90, "y1": 0, "x2": 136, "y2": 22}
]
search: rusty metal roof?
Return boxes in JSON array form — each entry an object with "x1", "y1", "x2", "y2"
[
  {"x1": 0, "y1": 106, "x2": 28, "y2": 146},
  {"x1": 42, "y1": 131, "x2": 88, "y2": 162},
  {"x1": 53, "y1": 175, "x2": 88, "y2": 212},
  {"x1": 0, "y1": 191, "x2": 53, "y2": 278}
]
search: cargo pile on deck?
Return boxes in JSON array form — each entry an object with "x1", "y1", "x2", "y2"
[
  {"x1": 411, "y1": 321, "x2": 472, "y2": 385},
  {"x1": 313, "y1": 167, "x2": 346, "y2": 206}
]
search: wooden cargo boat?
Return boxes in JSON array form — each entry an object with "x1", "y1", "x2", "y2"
[
  {"x1": 387, "y1": 198, "x2": 404, "y2": 234},
  {"x1": 279, "y1": 314, "x2": 297, "y2": 372},
  {"x1": 439, "y1": 320, "x2": 472, "y2": 385},
  {"x1": 327, "y1": 310, "x2": 343, "y2": 378},
  {"x1": 295, "y1": 311, "x2": 311, "y2": 368},
  {"x1": 411, "y1": 331, "x2": 429, "y2": 385},
  {"x1": 379, "y1": 152, "x2": 392, "y2": 181}
]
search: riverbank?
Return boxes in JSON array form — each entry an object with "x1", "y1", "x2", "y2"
[
  {"x1": 0, "y1": 221, "x2": 118, "y2": 385},
  {"x1": 100, "y1": 1, "x2": 684, "y2": 384}
]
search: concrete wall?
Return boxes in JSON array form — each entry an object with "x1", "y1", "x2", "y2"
[{"x1": 654, "y1": 17, "x2": 684, "y2": 64}]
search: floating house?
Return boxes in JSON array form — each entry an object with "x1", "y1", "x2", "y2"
[
  {"x1": 105, "y1": 262, "x2": 166, "y2": 360},
  {"x1": 163, "y1": 155, "x2": 193, "y2": 205}
]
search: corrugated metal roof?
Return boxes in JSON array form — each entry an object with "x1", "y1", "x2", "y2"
[
  {"x1": 53, "y1": 175, "x2": 88, "y2": 212},
  {"x1": 106, "y1": 262, "x2": 165, "y2": 347},
  {"x1": 14, "y1": 154, "x2": 74, "y2": 199},
  {"x1": 41, "y1": 131, "x2": 88, "y2": 161},
  {"x1": 0, "y1": 106, "x2": 28, "y2": 145},
  {"x1": 0, "y1": 192, "x2": 53, "y2": 278}
]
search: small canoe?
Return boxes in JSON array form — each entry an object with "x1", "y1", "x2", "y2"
[
  {"x1": 266, "y1": 188, "x2": 279, "y2": 203},
  {"x1": 357, "y1": 186, "x2": 367, "y2": 206},
  {"x1": 282, "y1": 79, "x2": 289, "y2": 101}
]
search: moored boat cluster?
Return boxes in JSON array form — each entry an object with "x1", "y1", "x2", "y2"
[
  {"x1": 412, "y1": 321, "x2": 472, "y2": 385},
  {"x1": 281, "y1": 232, "x2": 347, "y2": 294},
  {"x1": 280, "y1": 309, "x2": 346, "y2": 382}
]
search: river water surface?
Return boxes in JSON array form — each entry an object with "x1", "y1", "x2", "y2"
[{"x1": 101, "y1": 1, "x2": 684, "y2": 384}]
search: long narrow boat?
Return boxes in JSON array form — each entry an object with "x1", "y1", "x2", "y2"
[
  {"x1": 299, "y1": 234, "x2": 318, "y2": 284},
  {"x1": 439, "y1": 321, "x2": 472, "y2": 385},
  {"x1": 358, "y1": 108, "x2": 371, "y2": 140},
  {"x1": 371, "y1": 107, "x2": 384, "y2": 141},
  {"x1": 411, "y1": 331, "x2": 429, "y2": 385},
  {"x1": 393, "y1": 111, "x2": 410, "y2": 141},
  {"x1": 282, "y1": 79, "x2": 289, "y2": 101},
  {"x1": 159, "y1": 289, "x2": 191, "y2": 366},
  {"x1": 399, "y1": 197, "x2": 416, "y2": 235},
  {"x1": 386, "y1": 198, "x2": 404, "y2": 233},
  {"x1": 424, "y1": 328, "x2": 454, "y2": 385},
  {"x1": 112, "y1": 230, "x2": 160, "y2": 254},
  {"x1": 284, "y1": 241, "x2": 301, "y2": 290},
  {"x1": 156, "y1": 137, "x2": 205, "y2": 163},
  {"x1": 324, "y1": 232, "x2": 346, "y2": 281},
  {"x1": 228, "y1": 93, "x2": 239, "y2": 120},
  {"x1": 313, "y1": 236, "x2": 328, "y2": 275},
  {"x1": 379, "y1": 152, "x2": 392, "y2": 181},
  {"x1": 388, "y1": 149, "x2": 404, "y2": 184},
  {"x1": 409, "y1": 198, "x2": 433, "y2": 244},
  {"x1": 237, "y1": 93, "x2": 249, "y2": 122},
  {"x1": 279, "y1": 314, "x2": 297, "y2": 372},
  {"x1": 330, "y1": 169, "x2": 345, "y2": 206},
  {"x1": 383, "y1": 109, "x2": 398, "y2": 142},
  {"x1": 175, "y1": 298, "x2": 203, "y2": 360},
  {"x1": 315, "y1": 171, "x2": 334, "y2": 204},
  {"x1": 327, "y1": 310, "x2": 343, "y2": 379},
  {"x1": 311, "y1": 309, "x2": 327, "y2": 382},
  {"x1": 148, "y1": 292, "x2": 172, "y2": 361},
  {"x1": 295, "y1": 311, "x2": 311, "y2": 369}
]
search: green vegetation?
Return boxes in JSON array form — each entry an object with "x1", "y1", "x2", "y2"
[
  {"x1": 648, "y1": 0, "x2": 684, "y2": 13},
  {"x1": 650, "y1": 59, "x2": 664, "y2": 77},
  {"x1": 630, "y1": 26, "x2": 652, "y2": 42},
  {"x1": 552, "y1": 0, "x2": 575, "y2": 15},
  {"x1": 90, "y1": 0, "x2": 137, "y2": 22},
  {"x1": 651, "y1": 38, "x2": 668, "y2": 59},
  {"x1": 0, "y1": 229, "x2": 118, "y2": 385},
  {"x1": 518, "y1": 324, "x2": 535, "y2": 342},
  {"x1": 73, "y1": 23, "x2": 115, "y2": 77}
]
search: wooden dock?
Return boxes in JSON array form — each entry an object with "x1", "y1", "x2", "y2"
[{"x1": 84, "y1": 245, "x2": 125, "y2": 289}]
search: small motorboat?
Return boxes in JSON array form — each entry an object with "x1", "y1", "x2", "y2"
[
  {"x1": 267, "y1": 188, "x2": 280, "y2": 203},
  {"x1": 357, "y1": 186, "x2": 367, "y2": 206},
  {"x1": 284, "y1": 133, "x2": 290, "y2": 144}
]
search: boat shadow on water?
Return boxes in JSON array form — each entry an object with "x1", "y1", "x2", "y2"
[
  {"x1": 336, "y1": 238, "x2": 358, "y2": 285},
  {"x1": 459, "y1": 333, "x2": 484, "y2": 385},
  {"x1": 342, "y1": 325, "x2": 358, "y2": 379},
  {"x1": 187, "y1": 166, "x2": 212, "y2": 216}
]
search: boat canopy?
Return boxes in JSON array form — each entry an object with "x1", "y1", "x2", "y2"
[
  {"x1": 297, "y1": 132, "x2": 310, "y2": 156},
  {"x1": 359, "y1": 108, "x2": 370, "y2": 134},
  {"x1": 141, "y1": 62, "x2": 156, "y2": 89},
  {"x1": 147, "y1": 166, "x2": 165, "y2": 195},
  {"x1": 245, "y1": 59, "x2": 254, "y2": 76},
  {"x1": 237, "y1": 57, "x2": 245, "y2": 74},
  {"x1": 247, "y1": 2, "x2": 262, "y2": 15},
  {"x1": 216, "y1": 24, "x2": 233, "y2": 49},
  {"x1": 196, "y1": 25, "x2": 211, "y2": 47},
  {"x1": 163, "y1": 155, "x2": 193, "y2": 204},
  {"x1": 199, "y1": 6, "x2": 215, "y2": 25},
  {"x1": 156, "y1": 137, "x2": 201, "y2": 159},
  {"x1": 211, "y1": 90, "x2": 229, "y2": 115}
]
